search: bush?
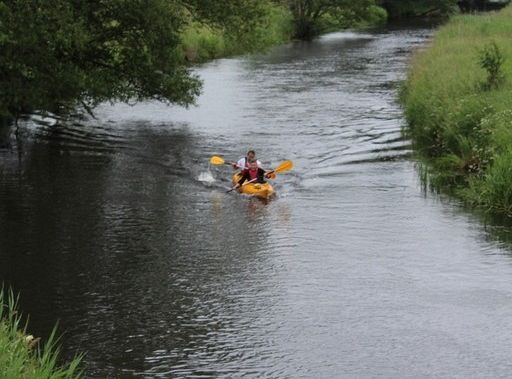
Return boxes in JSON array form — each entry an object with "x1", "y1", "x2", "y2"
[
  {"x1": 468, "y1": 149, "x2": 512, "y2": 214},
  {"x1": 478, "y1": 41, "x2": 506, "y2": 90},
  {"x1": 181, "y1": 23, "x2": 226, "y2": 62},
  {"x1": 402, "y1": 5, "x2": 512, "y2": 215},
  {"x1": 362, "y1": 5, "x2": 388, "y2": 27}
]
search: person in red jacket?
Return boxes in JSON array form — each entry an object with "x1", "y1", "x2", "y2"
[{"x1": 235, "y1": 159, "x2": 270, "y2": 188}]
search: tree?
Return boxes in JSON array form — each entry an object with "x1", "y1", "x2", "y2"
[
  {"x1": 0, "y1": 0, "x2": 202, "y2": 121},
  {"x1": 0, "y1": 0, "x2": 272, "y2": 122},
  {"x1": 377, "y1": 0, "x2": 458, "y2": 19},
  {"x1": 182, "y1": 0, "x2": 275, "y2": 52},
  {"x1": 279, "y1": 0, "x2": 381, "y2": 39}
]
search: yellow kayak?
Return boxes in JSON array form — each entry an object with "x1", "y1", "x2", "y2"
[{"x1": 232, "y1": 174, "x2": 274, "y2": 199}]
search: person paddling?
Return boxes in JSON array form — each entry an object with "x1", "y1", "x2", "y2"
[
  {"x1": 232, "y1": 150, "x2": 261, "y2": 170},
  {"x1": 235, "y1": 159, "x2": 269, "y2": 188}
]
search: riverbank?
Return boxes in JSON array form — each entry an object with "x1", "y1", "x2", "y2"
[
  {"x1": 401, "y1": 5, "x2": 512, "y2": 215},
  {"x1": 181, "y1": 4, "x2": 293, "y2": 63},
  {"x1": 0, "y1": 290, "x2": 82, "y2": 379},
  {"x1": 179, "y1": 3, "x2": 389, "y2": 63}
]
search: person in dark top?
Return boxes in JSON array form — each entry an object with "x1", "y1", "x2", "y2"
[{"x1": 236, "y1": 159, "x2": 269, "y2": 188}]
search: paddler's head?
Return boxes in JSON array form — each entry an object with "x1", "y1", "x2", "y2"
[
  {"x1": 248, "y1": 159, "x2": 258, "y2": 170},
  {"x1": 247, "y1": 150, "x2": 256, "y2": 161}
]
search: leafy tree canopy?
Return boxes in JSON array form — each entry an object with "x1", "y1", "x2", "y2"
[
  {"x1": 278, "y1": 0, "x2": 383, "y2": 39},
  {"x1": 0, "y1": 0, "x2": 271, "y2": 120},
  {"x1": 182, "y1": 0, "x2": 275, "y2": 51}
]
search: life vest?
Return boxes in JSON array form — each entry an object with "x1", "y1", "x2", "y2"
[{"x1": 247, "y1": 168, "x2": 259, "y2": 181}]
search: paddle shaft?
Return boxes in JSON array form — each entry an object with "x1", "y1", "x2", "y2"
[{"x1": 226, "y1": 177, "x2": 258, "y2": 193}]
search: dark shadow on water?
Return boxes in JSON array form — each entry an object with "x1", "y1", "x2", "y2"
[
  {"x1": 0, "y1": 117, "x2": 274, "y2": 377},
  {"x1": 472, "y1": 211, "x2": 512, "y2": 252}
]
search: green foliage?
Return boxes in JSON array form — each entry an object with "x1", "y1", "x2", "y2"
[
  {"x1": 185, "y1": 0, "x2": 285, "y2": 53},
  {"x1": 185, "y1": 0, "x2": 269, "y2": 35},
  {"x1": 0, "y1": 288, "x2": 83, "y2": 378},
  {"x1": 486, "y1": 109, "x2": 512, "y2": 152},
  {"x1": 0, "y1": 0, "x2": 288, "y2": 120},
  {"x1": 181, "y1": 3, "x2": 293, "y2": 63},
  {"x1": 235, "y1": 3, "x2": 294, "y2": 52},
  {"x1": 182, "y1": 23, "x2": 226, "y2": 62},
  {"x1": 378, "y1": 0, "x2": 459, "y2": 19},
  {"x1": 364, "y1": 5, "x2": 389, "y2": 26},
  {"x1": 402, "y1": 5, "x2": 512, "y2": 215},
  {"x1": 280, "y1": 0, "x2": 386, "y2": 39},
  {"x1": 479, "y1": 41, "x2": 506, "y2": 90},
  {"x1": 465, "y1": 148, "x2": 512, "y2": 214},
  {"x1": 319, "y1": 3, "x2": 387, "y2": 30},
  {"x1": 0, "y1": 0, "x2": 201, "y2": 119}
]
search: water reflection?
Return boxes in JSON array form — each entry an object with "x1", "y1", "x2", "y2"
[
  {"x1": 0, "y1": 119, "x2": 274, "y2": 376},
  {"x1": 470, "y1": 210, "x2": 512, "y2": 252},
  {"x1": 3, "y1": 26, "x2": 512, "y2": 378}
]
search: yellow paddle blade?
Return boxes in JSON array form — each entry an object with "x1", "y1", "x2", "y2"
[
  {"x1": 210, "y1": 156, "x2": 225, "y2": 165},
  {"x1": 274, "y1": 160, "x2": 293, "y2": 173}
]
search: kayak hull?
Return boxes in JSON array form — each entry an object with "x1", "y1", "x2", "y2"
[{"x1": 232, "y1": 174, "x2": 274, "y2": 199}]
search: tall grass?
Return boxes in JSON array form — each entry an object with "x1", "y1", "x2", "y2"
[
  {"x1": 401, "y1": 6, "x2": 512, "y2": 215},
  {"x1": 181, "y1": 4, "x2": 293, "y2": 63},
  {"x1": 0, "y1": 288, "x2": 83, "y2": 379}
]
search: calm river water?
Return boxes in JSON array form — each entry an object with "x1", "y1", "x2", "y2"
[{"x1": 3, "y1": 26, "x2": 512, "y2": 378}]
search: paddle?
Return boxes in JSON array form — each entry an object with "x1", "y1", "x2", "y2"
[
  {"x1": 210, "y1": 156, "x2": 240, "y2": 168},
  {"x1": 226, "y1": 177, "x2": 258, "y2": 193},
  {"x1": 267, "y1": 159, "x2": 293, "y2": 175},
  {"x1": 227, "y1": 159, "x2": 293, "y2": 193}
]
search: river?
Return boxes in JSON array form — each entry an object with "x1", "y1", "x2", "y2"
[{"x1": 2, "y1": 26, "x2": 512, "y2": 378}]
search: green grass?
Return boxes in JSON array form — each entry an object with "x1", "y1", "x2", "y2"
[
  {"x1": 401, "y1": 6, "x2": 512, "y2": 215},
  {"x1": 181, "y1": 23, "x2": 226, "y2": 62},
  {"x1": 0, "y1": 289, "x2": 83, "y2": 379},
  {"x1": 180, "y1": 4, "x2": 293, "y2": 63}
]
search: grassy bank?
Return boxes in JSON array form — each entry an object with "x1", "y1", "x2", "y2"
[
  {"x1": 181, "y1": 4, "x2": 293, "y2": 62},
  {"x1": 0, "y1": 289, "x2": 82, "y2": 379},
  {"x1": 180, "y1": 4, "x2": 388, "y2": 62},
  {"x1": 401, "y1": 6, "x2": 512, "y2": 215}
]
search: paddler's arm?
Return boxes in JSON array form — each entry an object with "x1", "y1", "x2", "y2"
[
  {"x1": 236, "y1": 171, "x2": 249, "y2": 187},
  {"x1": 233, "y1": 158, "x2": 245, "y2": 170},
  {"x1": 264, "y1": 169, "x2": 276, "y2": 179}
]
